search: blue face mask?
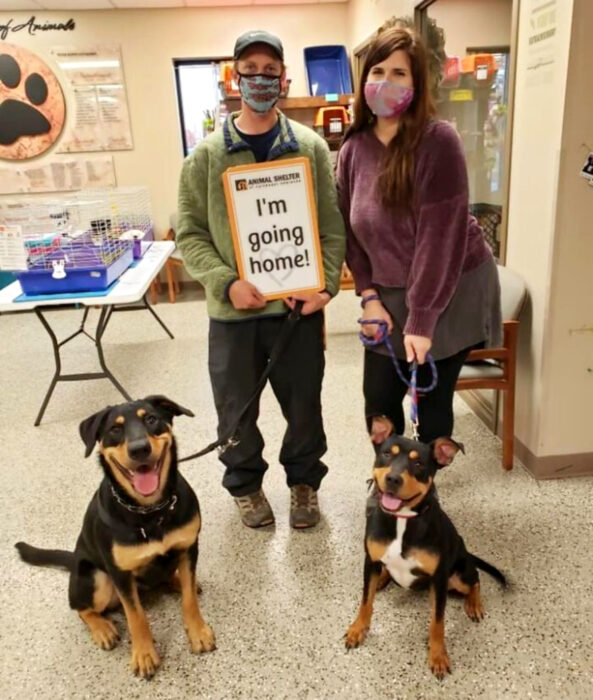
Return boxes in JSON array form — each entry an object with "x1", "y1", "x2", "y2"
[{"x1": 238, "y1": 73, "x2": 282, "y2": 113}]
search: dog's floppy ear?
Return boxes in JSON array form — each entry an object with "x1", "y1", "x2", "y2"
[
  {"x1": 431, "y1": 437, "x2": 465, "y2": 467},
  {"x1": 79, "y1": 406, "x2": 113, "y2": 458},
  {"x1": 143, "y1": 395, "x2": 195, "y2": 422}
]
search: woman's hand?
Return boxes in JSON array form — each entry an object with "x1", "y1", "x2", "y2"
[
  {"x1": 361, "y1": 299, "x2": 393, "y2": 339},
  {"x1": 284, "y1": 291, "x2": 331, "y2": 315},
  {"x1": 229, "y1": 280, "x2": 266, "y2": 310},
  {"x1": 404, "y1": 334, "x2": 432, "y2": 364}
]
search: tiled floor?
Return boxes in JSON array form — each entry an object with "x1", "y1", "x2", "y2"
[{"x1": 1, "y1": 288, "x2": 592, "y2": 699}]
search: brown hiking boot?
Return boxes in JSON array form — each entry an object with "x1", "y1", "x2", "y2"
[
  {"x1": 289, "y1": 485, "x2": 320, "y2": 529},
  {"x1": 233, "y1": 489, "x2": 274, "y2": 528}
]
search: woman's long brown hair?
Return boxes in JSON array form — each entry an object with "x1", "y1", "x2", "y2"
[{"x1": 344, "y1": 27, "x2": 435, "y2": 210}]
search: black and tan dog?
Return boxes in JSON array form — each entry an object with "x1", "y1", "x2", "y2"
[
  {"x1": 345, "y1": 432, "x2": 506, "y2": 679},
  {"x1": 15, "y1": 395, "x2": 215, "y2": 679}
]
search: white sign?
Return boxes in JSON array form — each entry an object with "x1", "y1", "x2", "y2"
[
  {"x1": 0, "y1": 156, "x2": 116, "y2": 194},
  {"x1": 0, "y1": 224, "x2": 27, "y2": 271},
  {"x1": 51, "y1": 45, "x2": 133, "y2": 152},
  {"x1": 223, "y1": 157, "x2": 325, "y2": 300}
]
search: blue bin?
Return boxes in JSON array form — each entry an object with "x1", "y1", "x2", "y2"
[
  {"x1": 304, "y1": 45, "x2": 352, "y2": 96},
  {"x1": 16, "y1": 244, "x2": 134, "y2": 295}
]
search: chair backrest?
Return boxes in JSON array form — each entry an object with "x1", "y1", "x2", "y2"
[
  {"x1": 497, "y1": 264, "x2": 527, "y2": 321},
  {"x1": 470, "y1": 202, "x2": 502, "y2": 258}
]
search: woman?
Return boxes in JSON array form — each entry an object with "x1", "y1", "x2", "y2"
[{"x1": 336, "y1": 27, "x2": 501, "y2": 445}]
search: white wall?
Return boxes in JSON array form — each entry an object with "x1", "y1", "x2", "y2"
[
  {"x1": 348, "y1": 0, "x2": 415, "y2": 49},
  {"x1": 0, "y1": 5, "x2": 349, "y2": 236},
  {"x1": 429, "y1": 0, "x2": 512, "y2": 56},
  {"x1": 505, "y1": 0, "x2": 574, "y2": 458},
  {"x1": 538, "y1": 0, "x2": 593, "y2": 457}
]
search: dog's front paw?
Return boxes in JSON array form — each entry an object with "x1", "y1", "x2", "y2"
[
  {"x1": 130, "y1": 642, "x2": 161, "y2": 679},
  {"x1": 188, "y1": 623, "x2": 216, "y2": 653},
  {"x1": 90, "y1": 616, "x2": 120, "y2": 650},
  {"x1": 428, "y1": 647, "x2": 451, "y2": 680},
  {"x1": 345, "y1": 620, "x2": 369, "y2": 649}
]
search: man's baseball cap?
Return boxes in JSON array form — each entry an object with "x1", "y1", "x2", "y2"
[{"x1": 233, "y1": 30, "x2": 284, "y2": 61}]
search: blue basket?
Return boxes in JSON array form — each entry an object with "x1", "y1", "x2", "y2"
[
  {"x1": 304, "y1": 45, "x2": 352, "y2": 96},
  {"x1": 16, "y1": 242, "x2": 133, "y2": 295}
]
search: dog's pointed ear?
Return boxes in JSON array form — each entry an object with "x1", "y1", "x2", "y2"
[
  {"x1": 431, "y1": 437, "x2": 465, "y2": 467},
  {"x1": 79, "y1": 406, "x2": 112, "y2": 458},
  {"x1": 144, "y1": 395, "x2": 195, "y2": 422},
  {"x1": 369, "y1": 415, "x2": 394, "y2": 451}
]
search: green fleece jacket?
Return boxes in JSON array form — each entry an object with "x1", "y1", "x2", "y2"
[{"x1": 176, "y1": 112, "x2": 346, "y2": 321}]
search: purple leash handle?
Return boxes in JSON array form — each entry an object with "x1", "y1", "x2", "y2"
[
  {"x1": 409, "y1": 360, "x2": 419, "y2": 439},
  {"x1": 358, "y1": 318, "x2": 438, "y2": 440}
]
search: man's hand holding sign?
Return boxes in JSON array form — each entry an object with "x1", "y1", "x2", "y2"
[{"x1": 223, "y1": 157, "x2": 329, "y2": 315}]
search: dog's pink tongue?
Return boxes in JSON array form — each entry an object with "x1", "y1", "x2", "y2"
[
  {"x1": 132, "y1": 470, "x2": 159, "y2": 496},
  {"x1": 381, "y1": 493, "x2": 402, "y2": 511}
]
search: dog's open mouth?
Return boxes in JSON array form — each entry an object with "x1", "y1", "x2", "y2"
[
  {"x1": 113, "y1": 446, "x2": 167, "y2": 497},
  {"x1": 380, "y1": 491, "x2": 420, "y2": 513}
]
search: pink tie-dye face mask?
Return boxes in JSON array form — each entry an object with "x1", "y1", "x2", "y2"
[{"x1": 364, "y1": 81, "x2": 414, "y2": 118}]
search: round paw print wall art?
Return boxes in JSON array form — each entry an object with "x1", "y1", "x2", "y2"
[{"x1": 0, "y1": 43, "x2": 65, "y2": 160}]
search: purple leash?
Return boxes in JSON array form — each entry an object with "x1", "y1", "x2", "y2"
[{"x1": 358, "y1": 318, "x2": 438, "y2": 440}]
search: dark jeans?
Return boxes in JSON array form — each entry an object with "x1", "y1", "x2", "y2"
[
  {"x1": 208, "y1": 312, "x2": 328, "y2": 497},
  {"x1": 363, "y1": 347, "x2": 471, "y2": 443}
]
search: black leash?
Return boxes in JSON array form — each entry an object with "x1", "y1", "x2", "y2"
[{"x1": 178, "y1": 300, "x2": 304, "y2": 464}]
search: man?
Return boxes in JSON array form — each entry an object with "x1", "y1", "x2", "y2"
[{"x1": 177, "y1": 30, "x2": 345, "y2": 529}]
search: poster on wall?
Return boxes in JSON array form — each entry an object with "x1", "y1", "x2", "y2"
[
  {"x1": 0, "y1": 155, "x2": 116, "y2": 194},
  {"x1": 525, "y1": 0, "x2": 557, "y2": 87},
  {"x1": 0, "y1": 42, "x2": 66, "y2": 161},
  {"x1": 50, "y1": 45, "x2": 133, "y2": 152}
]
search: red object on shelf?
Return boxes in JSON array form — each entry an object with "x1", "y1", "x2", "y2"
[{"x1": 443, "y1": 56, "x2": 461, "y2": 87}]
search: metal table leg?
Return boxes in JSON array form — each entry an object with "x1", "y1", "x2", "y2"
[
  {"x1": 33, "y1": 305, "x2": 131, "y2": 426},
  {"x1": 104, "y1": 293, "x2": 174, "y2": 339},
  {"x1": 95, "y1": 305, "x2": 132, "y2": 401}
]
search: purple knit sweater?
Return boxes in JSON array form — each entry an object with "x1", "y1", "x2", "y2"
[{"x1": 336, "y1": 120, "x2": 491, "y2": 338}]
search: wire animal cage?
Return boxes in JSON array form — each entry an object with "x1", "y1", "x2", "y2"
[{"x1": 0, "y1": 187, "x2": 154, "y2": 295}]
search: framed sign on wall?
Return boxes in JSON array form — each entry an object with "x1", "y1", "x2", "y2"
[
  {"x1": 222, "y1": 157, "x2": 325, "y2": 300},
  {"x1": 51, "y1": 44, "x2": 133, "y2": 153}
]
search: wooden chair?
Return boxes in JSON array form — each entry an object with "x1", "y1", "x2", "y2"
[
  {"x1": 150, "y1": 215, "x2": 185, "y2": 304},
  {"x1": 455, "y1": 265, "x2": 526, "y2": 471},
  {"x1": 339, "y1": 262, "x2": 356, "y2": 291},
  {"x1": 162, "y1": 227, "x2": 185, "y2": 303}
]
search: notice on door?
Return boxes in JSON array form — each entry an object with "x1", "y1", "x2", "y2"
[{"x1": 222, "y1": 157, "x2": 325, "y2": 300}]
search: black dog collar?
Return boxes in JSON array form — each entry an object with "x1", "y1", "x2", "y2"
[
  {"x1": 109, "y1": 484, "x2": 177, "y2": 515},
  {"x1": 97, "y1": 485, "x2": 179, "y2": 542}
]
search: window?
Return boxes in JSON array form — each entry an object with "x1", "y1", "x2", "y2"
[{"x1": 174, "y1": 60, "x2": 224, "y2": 157}]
